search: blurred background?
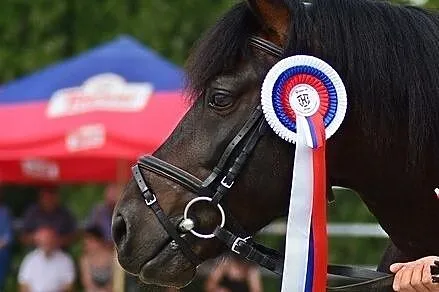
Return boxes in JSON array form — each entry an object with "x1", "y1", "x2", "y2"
[{"x1": 0, "y1": 0, "x2": 437, "y2": 291}]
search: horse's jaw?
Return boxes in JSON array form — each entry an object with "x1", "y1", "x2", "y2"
[{"x1": 136, "y1": 241, "x2": 197, "y2": 288}]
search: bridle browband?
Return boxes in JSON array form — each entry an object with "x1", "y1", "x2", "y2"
[{"x1": 131, "y1": 36, "x2": 396, "y2": 291}]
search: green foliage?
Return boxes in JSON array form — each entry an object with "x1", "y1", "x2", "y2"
[
  {"x1": 0, "y1": 0, "x2": 437, "y2": 83},
  {"x1": 0, "y1": 0, "x2": 236, "y2": 84},
  {"x1": 328, "y1": 189, "x2": 387, "y2": 265}
]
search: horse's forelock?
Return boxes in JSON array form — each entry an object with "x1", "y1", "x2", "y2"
[{"x1": 184, "y1": 2, "x2": 259, "y2": 101}]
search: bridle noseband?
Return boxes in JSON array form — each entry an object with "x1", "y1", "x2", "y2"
[{"x1": 131, "y1": 36, "x2": 395, "y2": 291}]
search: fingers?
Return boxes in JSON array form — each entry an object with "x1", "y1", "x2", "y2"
[
  {"x1": 399, "y1": 265, "x2": 416, "y2": 292},
  {"x1": 393, "y1": 265, "x2": 405, "y2": 291},
  {"x1": 393, "y1": 262, "x2": 438, "y2": 291},
  {"x1": 411, "y1": 263, "x2": 429, "y2": 292},
  {"x1": 392, "y1": 263, "x2": 408, "y2": 273}
]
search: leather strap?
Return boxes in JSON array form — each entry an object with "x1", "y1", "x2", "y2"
[
  {"x1": 138, "y1": 156, "x2": 202, "y2": 193},
  {"x1": 248, "y1": 36, "x2": 284, "y2": 58},
  {"x1": 214, "y1": 226, "x2": 282, "y2": 274},
  {"x1": 200, "y1": 106, "x2": 263, "y2": 189},
  {"x1": 214, "y1": 226, "x2": 398, "y2": 291},
  {"x1": 327, "y1": 271, "x2": 394, "y2": 292},
  {"x1": 132, "y1": 165, "x2": 201, "y2": 266},
  {"x1": 211, "y1": 118, "x2": 268, "y2": 205}
]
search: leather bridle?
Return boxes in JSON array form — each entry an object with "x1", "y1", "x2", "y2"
[{"x1": 131, "y1": 36, "x2": 397, "y2": 291}]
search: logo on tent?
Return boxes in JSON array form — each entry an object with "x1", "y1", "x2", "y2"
[
  {"x1": 46, "y1": 73, "x2": 154, "y2": 117},
  {"x1": 66, "y1": 124, "x2": 106, "y2": 152},
  {"x1": 21, "y1": 159, "x2": 60, "y2": 180}
]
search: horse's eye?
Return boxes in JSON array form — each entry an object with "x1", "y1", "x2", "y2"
[{"x1": 208, "y1": 92, "x2": 234, "y2": 110}]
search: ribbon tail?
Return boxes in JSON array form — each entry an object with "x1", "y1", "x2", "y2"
[
  {"x1": 281, "y1": 116, "x2": 314, "y2": 292},
  {"x1": 311, "y1": 118, "x2": 327, "y2": 292}
]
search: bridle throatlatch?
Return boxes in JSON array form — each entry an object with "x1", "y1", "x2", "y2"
[{"x1": 131, "y1": 36, "x2": 396, "y2": 291}]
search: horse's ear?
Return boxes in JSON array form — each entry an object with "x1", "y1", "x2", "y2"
[{"x1": 246, "y1": 0, "x2": 290, "y2": 45}]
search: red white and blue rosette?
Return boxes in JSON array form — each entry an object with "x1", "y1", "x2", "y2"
[
  {"x1": 261, "y1": 55, "x2": 347, "y2": 292},
  {"x1": 261, "y1": 55, "x2": 347, "y2": 146}
]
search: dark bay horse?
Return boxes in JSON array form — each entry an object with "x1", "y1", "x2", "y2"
[{"x1": 112, "y1": 0, "x2": 439, "y2": 290}]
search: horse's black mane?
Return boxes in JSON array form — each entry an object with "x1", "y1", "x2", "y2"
[{"x1": 186, "y1": 0, "x2": 439, "y2": 169}]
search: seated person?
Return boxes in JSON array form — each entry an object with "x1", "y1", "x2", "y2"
[
  {"x1": 0, "y1": 191, "x2": 12, "y2": 289},
  {"x1": 20, "y1": 187, "x2": 77, "y2": 248},
  {"x1": 205, "y1": 254, "x2": 262, "y2": 292},
  {"x1": 18, "y1": 226, "x2": 75, "y2": 292},
  {"x1": 80, "y1": 226, "x2": 114, "y2": 292}
]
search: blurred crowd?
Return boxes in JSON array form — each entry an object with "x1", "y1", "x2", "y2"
[
  {"x1": 0, "y1": 185, "x2": 118, "y2": 292},
  {"x1": 0, "y1": 185, "x2": 263, "y2": 292}
]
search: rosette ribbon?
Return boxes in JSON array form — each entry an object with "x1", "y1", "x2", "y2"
[{"x1": 261, "y1": 55, "x2": 347, "y2": 292}]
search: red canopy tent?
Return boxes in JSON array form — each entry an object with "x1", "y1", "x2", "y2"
[
  {"x1": 0, "y1": 36, "x2": 190, "y2": 183},
  {"x1": 0, "y1": 90, "x2": 189, "y2": 183}
]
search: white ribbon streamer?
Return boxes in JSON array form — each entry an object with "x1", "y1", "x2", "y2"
[{"x1": 281, "y1": 116, "x2": 314, "y2": 292}]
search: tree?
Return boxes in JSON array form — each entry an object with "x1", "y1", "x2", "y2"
[
  {"x1": 0, "y1": 0, "x2": 234, "y2": 84},
  {"x1": 0, "y1": 0, "x2": 436, "y2": 84}
]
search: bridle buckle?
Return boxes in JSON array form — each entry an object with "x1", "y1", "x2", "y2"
[
  {"x1": 221, "y1": 176, "x2": 234, "y2": 189},
  {"x1": 231, "y1": 236, "x2": 251, "y2": 254},
  {"x1": 144, "y1": 193, "x2": 157, "y2": 206}
]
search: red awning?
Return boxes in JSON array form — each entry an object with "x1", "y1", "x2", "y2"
[{"x1": 0, "y1": 91, "x2": 190, "y2": 183}]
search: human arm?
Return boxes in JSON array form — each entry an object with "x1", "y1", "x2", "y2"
[{"x1": 390, "y1": 255, "x2": 439, "y2": 291}]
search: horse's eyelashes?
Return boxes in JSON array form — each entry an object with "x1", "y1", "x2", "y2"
[{"x1": 208, "y1": 91, "x2": 235, "y2": 110}]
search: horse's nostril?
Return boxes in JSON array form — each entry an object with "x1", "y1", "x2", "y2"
[{"x1": 112, "y1": 213, "x2": 128, "y2": 247}]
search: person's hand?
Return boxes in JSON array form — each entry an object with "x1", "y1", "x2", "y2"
[
  {"x1": 390, "y1": 256, "x2": 439, "y2": 291},
  {"x1": 0, "y1": 239, "x2": 6, "y2": 249}
]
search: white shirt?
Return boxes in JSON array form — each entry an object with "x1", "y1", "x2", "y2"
[{"x1": 18, "y1": 248, "x2": 75, "y2": 292}]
